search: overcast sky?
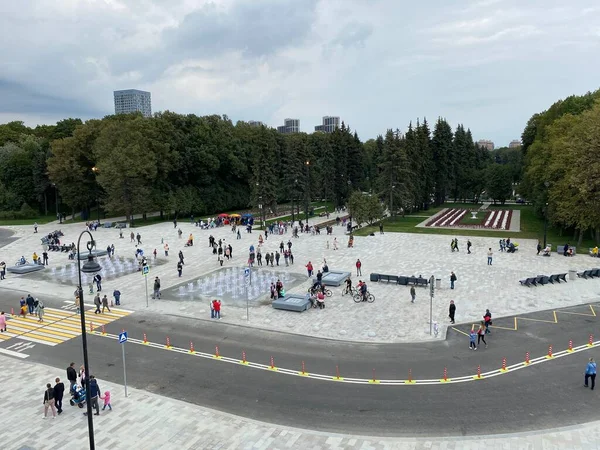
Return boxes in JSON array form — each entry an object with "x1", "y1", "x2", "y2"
[{"x1": 1, "y1": 0, "x2": 599, "y2": 146}]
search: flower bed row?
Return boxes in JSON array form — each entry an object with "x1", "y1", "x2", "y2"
[
  {"x1": 483, "y1": 209, "x2": 513, "y2": 230},
  {"x1": 426, "y1": 208, "x2": 467, "y2": 227}
]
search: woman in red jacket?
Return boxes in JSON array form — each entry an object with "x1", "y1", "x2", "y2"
[{"x1": 212, "y1": 299, "x2": 221, "y2": 319}]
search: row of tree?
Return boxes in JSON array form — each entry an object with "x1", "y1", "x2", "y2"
[
  {"x1": 521, "y1": 89, "x2": 600, "y2": 244},
  {"x1": 0, "y1": 112, "x2": 522, "y2": 223}
]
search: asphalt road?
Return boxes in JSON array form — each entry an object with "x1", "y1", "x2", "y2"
[{"x1": 1, "y1": 289, "x2": 599, "y2": 437}]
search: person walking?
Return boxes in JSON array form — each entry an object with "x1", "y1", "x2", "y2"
[
  {"x1": 487, "y1": 248, "x2": 493, "y2": 265},
  {"x1": 0, "y1": 260, "x2": 6, "y2": 279},
  {"x1": 67, "y1": 362, "x2": 77, "y2": 387},
  {"x1": 477, "y1": 321, "x2": 488, "y2": 348},
  {"x1": 178, "y1": 250, "x2": 184, "y2": 265},
  {"x1": 448, "y1": 300, "x2": 456, "y2": 324},
  {"x1": 212, "y1": 299, "x2": 221, "y2": 319},
  {"x1": 152, "y1": 277, "x2": 161, "y2": 299},
  {"x1": 26, "y1": 294, "x2": 35, "y2": 315},
  {"x1": 42, "y1": 251, "x2": 49, "y2": 265},
  {"x1": 467, "y1": 240, "x2": 472, "y2": 254},
  {"x1": 100, "y1": 390, "x2": 112, "y2": 411},
  {"x1": 37, "y1": 299, "x2": 45, "y2": 322},
  {"x1": 54, "y1": 378, "x2": 65, "y2": 414},
  {"x1": 356, "y1": 259, "x2": 362, "y2": 276},
  {"x1": 84, "y1": 376, "x2": 100, "y2": 416},
  {"x1": 113, "y1": 289, "x2": 121, "y2": 306},
  {"x1": 483, "y1": 309, "x2": 492, "y2": 333},
  {"x1": 164, "y1": 243, "x2": 169, "y2": 256},
  {"x1": 410, "y1": 286, "x2": 416, "y2": 303},
  {"x1": 94, "y1": 273, "x2": 102, "y2": 292},
  {"x1": 136, "y1": 233, "x2": 142, "y2": 245},
  {"x1": 0, "y1": 311, "x2": 6, "y2": 332},
  {"x1": 42, "y1": 383, "x2": 57, "y2": 418},
  {"x1": 379, "y1": 222, "x2": 384, "y2": 235},
  {"x1": 94, "y1": 294, "x2": 101, "y2": 314},
  {"x1": 275, "y1": 251, "x2": 280, "y2": 266},
  {"x1": 177, "y1": 261, "x2": 183, "y2": 277},
  {"x1": 306, "y1": 261, "x2": 314, "y2": 277},
  {"x1": 450, "y1": 271, "x2": 457, "y2": 289},
  {"x1": 469, "y1": 328, "x2": 477, "y2": 350},
  {"x1": 585, "y1": 357, "x2": 597, "y2": 390},
  {"x1": 79, "y1": 365, "x2": 86, "y2": 388},
  {"x1": 333, "y1": 238, "x2": 338, "y2": 250},
  {"x1": 101, "y1": 295, "x2": 111, "y2": 313}
]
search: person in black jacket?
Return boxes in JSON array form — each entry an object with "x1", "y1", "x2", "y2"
[
  {"x1": 43, "y1": 383, "x2": 57, "y2": 418},
  {"x1": 54, "y1": 378, "x2": 65, "y2": 414},
  {"x1": 66, "y1": 362, "x2": 77, "y2": 386},
  {"x1": 448, "y1": 300, "x2": 456, "y2": 324},
  {"x1": 83, "y1": 376, "x2": 100, "y2": 416}
]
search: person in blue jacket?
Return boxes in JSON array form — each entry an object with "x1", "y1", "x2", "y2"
[{"x1": 585, "y1": 357, "x2": 597, "y2": 390}]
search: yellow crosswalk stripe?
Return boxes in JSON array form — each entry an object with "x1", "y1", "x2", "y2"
[{"x1": 2, "y1": 306, "x2": 132, "y2": 346}]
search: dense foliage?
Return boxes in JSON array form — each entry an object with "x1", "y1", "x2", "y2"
[
  {"x1": 0, "y1": 112, "x2": 518, "y2": 222},
  {"x1": 521, "y1": 89, "x2": 600, "y2": 244}
]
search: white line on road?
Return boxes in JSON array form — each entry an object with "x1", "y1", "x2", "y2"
[{"x1": 0, "y1": 348, "x2": 29, "y2": 359}]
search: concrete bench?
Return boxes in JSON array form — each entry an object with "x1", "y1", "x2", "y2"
[
  {"x1": 7, "y1": 263, "x2": 46, "y2": 274},
  {"x1": 272, "y1": 294, "x2": 311, "y2": 312},
  {"x1": 557, "y1": 245, "x2": 576, "y2": 255},
  {"x1": 519, "y1": 277, "x2": 537, "y2": 287},
  {"x1": 320, "y1": 270, "x2": 351, "y2": 287},
  {"x1": 378, "y1": 274, "x2": 398, "y2": 283},
  {"x1": 76, "y1": 249, "x2": 108, "y2": 260}
]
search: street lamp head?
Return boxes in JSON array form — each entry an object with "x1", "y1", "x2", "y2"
[
  {"x1": 92, "y1": 166, "x2": 98, "y2": 174},
  {"x1": 305, "y1": 160, "x2": 310, "y2": 165},
  {"x1": 81, "y1": 254, "x2": 101, "y2": 274}
]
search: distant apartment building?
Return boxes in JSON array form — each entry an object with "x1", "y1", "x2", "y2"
[
  {"x1": 477, "y1": 139, "x2": 495, "y2": 151},
  {"x1": 248, "y1": 120, "x2": 265, "y2": 127},
  {"x1": 509, "y1": 140, "x2": 521, "y2": 148},
  {"x1": 114, "y1": 89, "x2": 152, "y2": 117},
  {"x1": 277, "y1": 118, "x2": 300, "y2": 134},
  {"x1": 314, "y1": 116, "x2": 340, "y2": 133}
]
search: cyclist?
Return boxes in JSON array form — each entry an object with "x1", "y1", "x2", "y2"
[
  {"x1": 358, "y1": 280, "x2": 368, "y2": 302},
  {"x1": 343, "y1": 276, "x2": 352, "y2": 295}
]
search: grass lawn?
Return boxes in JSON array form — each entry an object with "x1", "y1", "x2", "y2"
[
  {"x1": 355, "y1": 203, "x2": 599, "y2": 249},
  {"x1": 0, "y1": 215, "x2": 57, "y2": 226}
]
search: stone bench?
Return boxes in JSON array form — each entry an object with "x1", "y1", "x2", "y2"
[
  {"x1": 319, "y1": 270, "x2": 351, "y2": 287},
  {"x1": 557, "y1": 245, "x2": 576, "y2": 255},
  {"x1": 7, "y1": 263, "x2": 46, "y2": 274},
  {"x1": 272, "y1": 293, "x2": 311, "y2": 312}
]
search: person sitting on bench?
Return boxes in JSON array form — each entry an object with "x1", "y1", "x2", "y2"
[
  {"x1": 592, "y1": 246, "x2": 599, "y2": 257},
  {"x1": 542, "y1": 245, "x2": 551, "y2": 256}
]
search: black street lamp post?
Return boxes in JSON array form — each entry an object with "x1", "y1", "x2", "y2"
[
  {"x1": 76, "y1": 231, "x2": 102, "y2": 450},
  {"x1": 543, "y1": 181, "x2": 550, "y2": 249},
  {"x1": 53, "y1": 183, "x2": 61, "y2": 223},
  {"x1": 305, "y1": 161, "x2": 310, "y2": 225},
  {"x1": 91, "y1": 167, "x2": 100, "y2": 223}
]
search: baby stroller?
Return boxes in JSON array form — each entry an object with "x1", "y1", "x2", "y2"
[{"x1": 69, "y1": 383, "x2": 87, "y2": 408}]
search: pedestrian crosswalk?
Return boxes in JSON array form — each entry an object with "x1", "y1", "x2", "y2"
[{"x1": 0, "y1": 307, "x2": 132, "y2": 346}]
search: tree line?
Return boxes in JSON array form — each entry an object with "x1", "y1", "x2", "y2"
[
  {"x1": 0, "y1": 111, "x2": 522, "y2": 223},
  {"x1": 521, "y1": 89, "x2": 600, "y2": 245}
]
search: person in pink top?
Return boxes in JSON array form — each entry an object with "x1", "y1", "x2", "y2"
[
  {"x1": 0, "y1": 311, "x2": 6, "y2": 332},
  {"x1": 100, "y1": 390, "x2": 112, "y2": 411}
]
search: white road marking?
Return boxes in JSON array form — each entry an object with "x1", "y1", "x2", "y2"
[{"x1": 0, "y1": 348, "x2": 29, "y2": 358}]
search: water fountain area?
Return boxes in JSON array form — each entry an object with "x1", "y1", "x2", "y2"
[
  {"x1": 30, "y1": 256, "x2": 167, "y2": 286},
  {"x1": 161, "y1": 267, "x2": 305, "y2": 307}
]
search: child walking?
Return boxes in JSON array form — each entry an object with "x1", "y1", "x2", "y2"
[
  {"x1": 469, "y1": 328, "x2": 477, "y2": 350},
  {"x1": 100, "y1": 390, "x2": 112, "y2": 411}
]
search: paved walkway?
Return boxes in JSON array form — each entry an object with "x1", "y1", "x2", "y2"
[
  {"x1": 0, "y1": 215, "x2": 599, "y2": 343},
  {"x1": 0, "y1": 354, "x2": 597, "y2": 450}
]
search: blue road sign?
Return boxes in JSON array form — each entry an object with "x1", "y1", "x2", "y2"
[
  {"x1": 142, "y1": 266, "x2": 149, "y2": 276},
  {"x1": 118, "y1": 331, "x2": 128, "y2": 344},
  {"x1": 244, "y1": 268, "x2": 250, "y2": 277}
]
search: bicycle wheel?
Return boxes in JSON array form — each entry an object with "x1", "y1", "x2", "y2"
[
  {"x1": 367, "y1": 293, "x2": 375, "y2": 303},
  {"x1": 325, "y1": 289, "x2": 332, "y2": 297},
  {"x1": 353, "y1": 293, "x2": 362, "y2": 303}
]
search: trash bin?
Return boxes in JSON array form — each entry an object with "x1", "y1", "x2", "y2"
[
  {"x1": 569, "y1": 269, "x2": 577, "y2": 281},
  {"x1": 435, "y1": 278, "x2": 441, "y2": 289}
]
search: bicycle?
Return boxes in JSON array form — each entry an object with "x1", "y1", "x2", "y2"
[
  {"x1": 353, "y1": 291, "x2": 375, "y2": 303},
  {"x1": 341, "y1": 286, "x2": 358, "y2": 297},
  {"x1": 307, "y1": 285, "x2": 332, "y2": 297}
]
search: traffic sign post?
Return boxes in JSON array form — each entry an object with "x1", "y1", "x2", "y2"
[
  {"x1": 142, "y1": 265, "x2": 149, "y2": 307},
  {"x1": 429, "y1": 276, "x2": 435, "y2": 336},
  {"x1": 118, "y1": 331, "x2": 128, "y2": 397},
  {"x1": 244, "y1": 267, "x2": 251, "y2": 321}
]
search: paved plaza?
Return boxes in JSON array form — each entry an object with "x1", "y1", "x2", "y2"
[
  {"x1": 0, "y1": 218, "x2": 599, "y2": 343},
  {"x1": 1, "y1": 354, "x2": 599, "y2": 450}
]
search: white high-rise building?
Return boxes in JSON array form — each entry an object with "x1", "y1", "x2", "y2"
[
  {"x1": 114, "y1": 89, "x2": 152, "y2": 117},
  {"x1": 509, "y1": 140, "x2": 521, "y2": 148},
  {"x1": 277, "y1": 118, "x2": 300, "y2": 134},
  {"x1": 314, "y1": 116, "x2": 340, "y2": 133}
]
